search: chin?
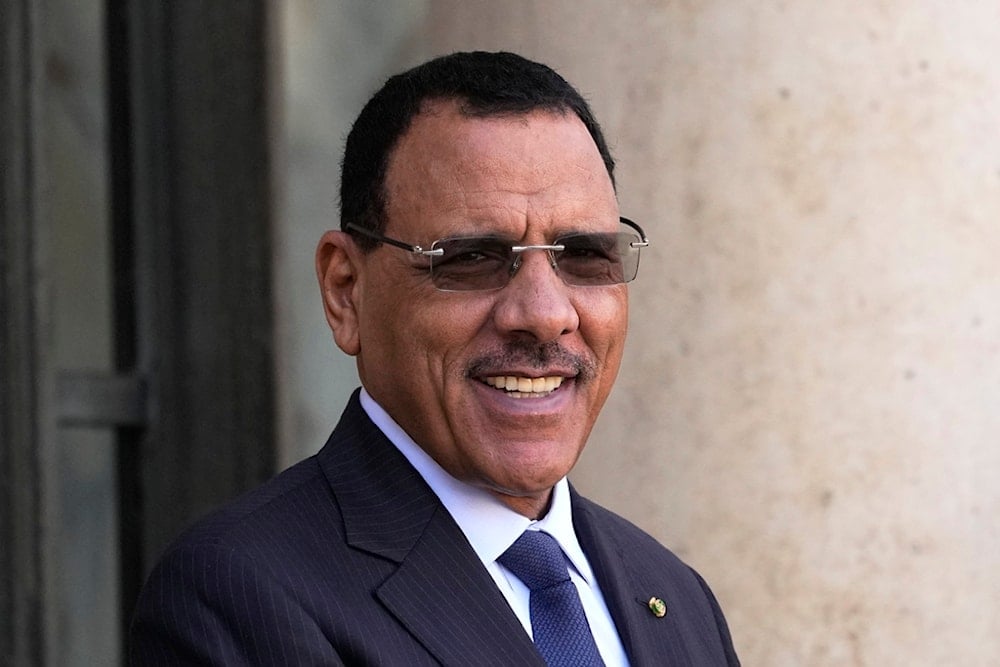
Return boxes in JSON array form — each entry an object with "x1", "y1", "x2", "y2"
[{"x1": 489, "y1": 455, "x2": 577, "y2": 494}]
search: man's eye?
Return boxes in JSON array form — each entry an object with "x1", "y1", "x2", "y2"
[
  {"x1": 447, "y1": 249, "x2": 498, "y2": 264},
  {"x1": 562, "y1": 246, "x2": 608, "y2": 260},
  {"x1": 434, "y1": 242, "x2": 510, "y2": 278},
  {"x1": 560, "y1": 236, "x2": 617, "y2": 261},
  {"x1": 437, "y1": 240, "x2": 509, "y2": 266}
]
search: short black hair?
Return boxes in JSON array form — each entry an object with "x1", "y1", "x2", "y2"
[{"x1": 339, "y1": 51, "x2": 616, "y2": 251}]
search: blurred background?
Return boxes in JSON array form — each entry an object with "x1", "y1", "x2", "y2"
[{"x1": 3, "y1": 1, "x2": 998, "y2": 665}]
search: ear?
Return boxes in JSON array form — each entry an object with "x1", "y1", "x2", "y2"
[{"x1": 315, "y1": 230, "x2": 363, "y2": 356}]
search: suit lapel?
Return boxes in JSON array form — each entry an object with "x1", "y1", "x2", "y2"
[
  {"x1": 317, "y1": 392, "x2": 542, "y2": 666},
  {"x1": 376, "y1": 505, "x2": 544, "y2": 666},
  {"x1": 576, "y1": 485, "x2": 748, "y2": 666},
  {"x1": 572, "y1": 491, "x2": 647, "y2": 662},
  {"x1": 572, "y1": 488, "x2": 696, "y2": 666}
]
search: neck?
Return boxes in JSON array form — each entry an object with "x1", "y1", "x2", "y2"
[{"x1": 492, "y1": 488, "x2": 554, "y2": 520}]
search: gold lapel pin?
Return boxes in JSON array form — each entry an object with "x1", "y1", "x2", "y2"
[{"x1": 648, "y1": 597, "x2": 667, "y2": 618}]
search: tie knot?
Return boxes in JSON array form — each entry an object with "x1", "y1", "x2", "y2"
[{"x1": 498, "y1": 531, "x2": 571, "y2": 591}]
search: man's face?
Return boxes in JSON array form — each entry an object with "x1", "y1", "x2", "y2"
[{"x1": 324, "y1": 101, "x2": 628, "y2": 517}]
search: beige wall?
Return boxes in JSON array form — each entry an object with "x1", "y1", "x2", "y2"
[{"x1": 277, "y1": 2, "x2": 1000, "y2": 664}]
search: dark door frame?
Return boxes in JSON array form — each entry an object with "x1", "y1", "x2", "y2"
[{"x1": 2, "y1": 1, "x2": 278, "y2": 662}]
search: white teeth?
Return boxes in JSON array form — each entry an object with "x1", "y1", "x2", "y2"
[{"x1": 484, "y1": 375, "x2": 564, "y2": 397}]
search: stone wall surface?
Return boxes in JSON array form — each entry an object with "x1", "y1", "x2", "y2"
[{"x1": 277, "y1": 2, "x2": 1000, "y2": 664}]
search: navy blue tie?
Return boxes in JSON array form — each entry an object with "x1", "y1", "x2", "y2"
[{"x1": 498, "y1": 531, "x2": 605, "y2": 667}]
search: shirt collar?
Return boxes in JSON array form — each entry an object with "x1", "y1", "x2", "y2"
[{"x1": 359, "y1": 388, "x2": 595, "y2": 584}]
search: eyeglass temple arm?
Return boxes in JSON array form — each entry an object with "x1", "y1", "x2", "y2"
[
  {"x1": 620, "y1": 217, "x2": 650, "y2": 248},
  {"x1": 345, "y1": 222, "x2": 444, "y2": 256}
]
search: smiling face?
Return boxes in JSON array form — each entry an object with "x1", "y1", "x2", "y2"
[{"x1": 317, "y1": 100, "x2": 628, "y2": 518}]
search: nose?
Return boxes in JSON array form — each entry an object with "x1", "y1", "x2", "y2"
[{"x1": 491, "y1": 248, "x2": 579, "y2": 342}]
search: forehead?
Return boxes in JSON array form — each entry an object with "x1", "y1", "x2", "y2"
[{"x1": 383, "y1": 101, "x2": 618, "y2": 238}]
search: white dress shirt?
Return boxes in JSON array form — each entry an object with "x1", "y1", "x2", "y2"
[{"x1": 360, "y1": 389, "x2": 629, "y2": 666}]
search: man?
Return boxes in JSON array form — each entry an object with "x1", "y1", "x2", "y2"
[{"x1": 130, "y1": 51, "x2": 740, "y2": 666}]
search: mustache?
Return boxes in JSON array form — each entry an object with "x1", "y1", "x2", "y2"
[{"x1": 466, "y1": 341, "x2": 595, "y2": 381}]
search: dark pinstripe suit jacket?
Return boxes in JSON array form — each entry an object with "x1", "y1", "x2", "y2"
[{"x1": 130, "y1": 390, "x2": 740, "y2": 665}]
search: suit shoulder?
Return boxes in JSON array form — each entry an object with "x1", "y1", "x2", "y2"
[
  {"x1": 129, "y1": 456, "x2": 351, "y2": 665},
  {"x1": 573, "y1": 493, "x2": 684, "y2": 561},
  {"x1": 159, "y1": 454, "x2": 335, "y2": 559},
  {"x1": 572, "y1": 492, "x2": 742, "y2": 665}
]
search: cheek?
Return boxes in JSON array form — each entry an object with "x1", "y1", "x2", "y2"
[
  {"x1": 579, "y1": 289, "x2": 629, "y2": 363},
  {"x1": 355, "y1": 268, "x2": 431, "y2": 382},
  {"x1": 365, "y1": 284, "x2": 494, "y2": 382}
]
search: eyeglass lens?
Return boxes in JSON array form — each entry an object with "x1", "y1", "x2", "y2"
[{"x1": 428, "y1": 231, "x2": 642, "y2": 291}]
